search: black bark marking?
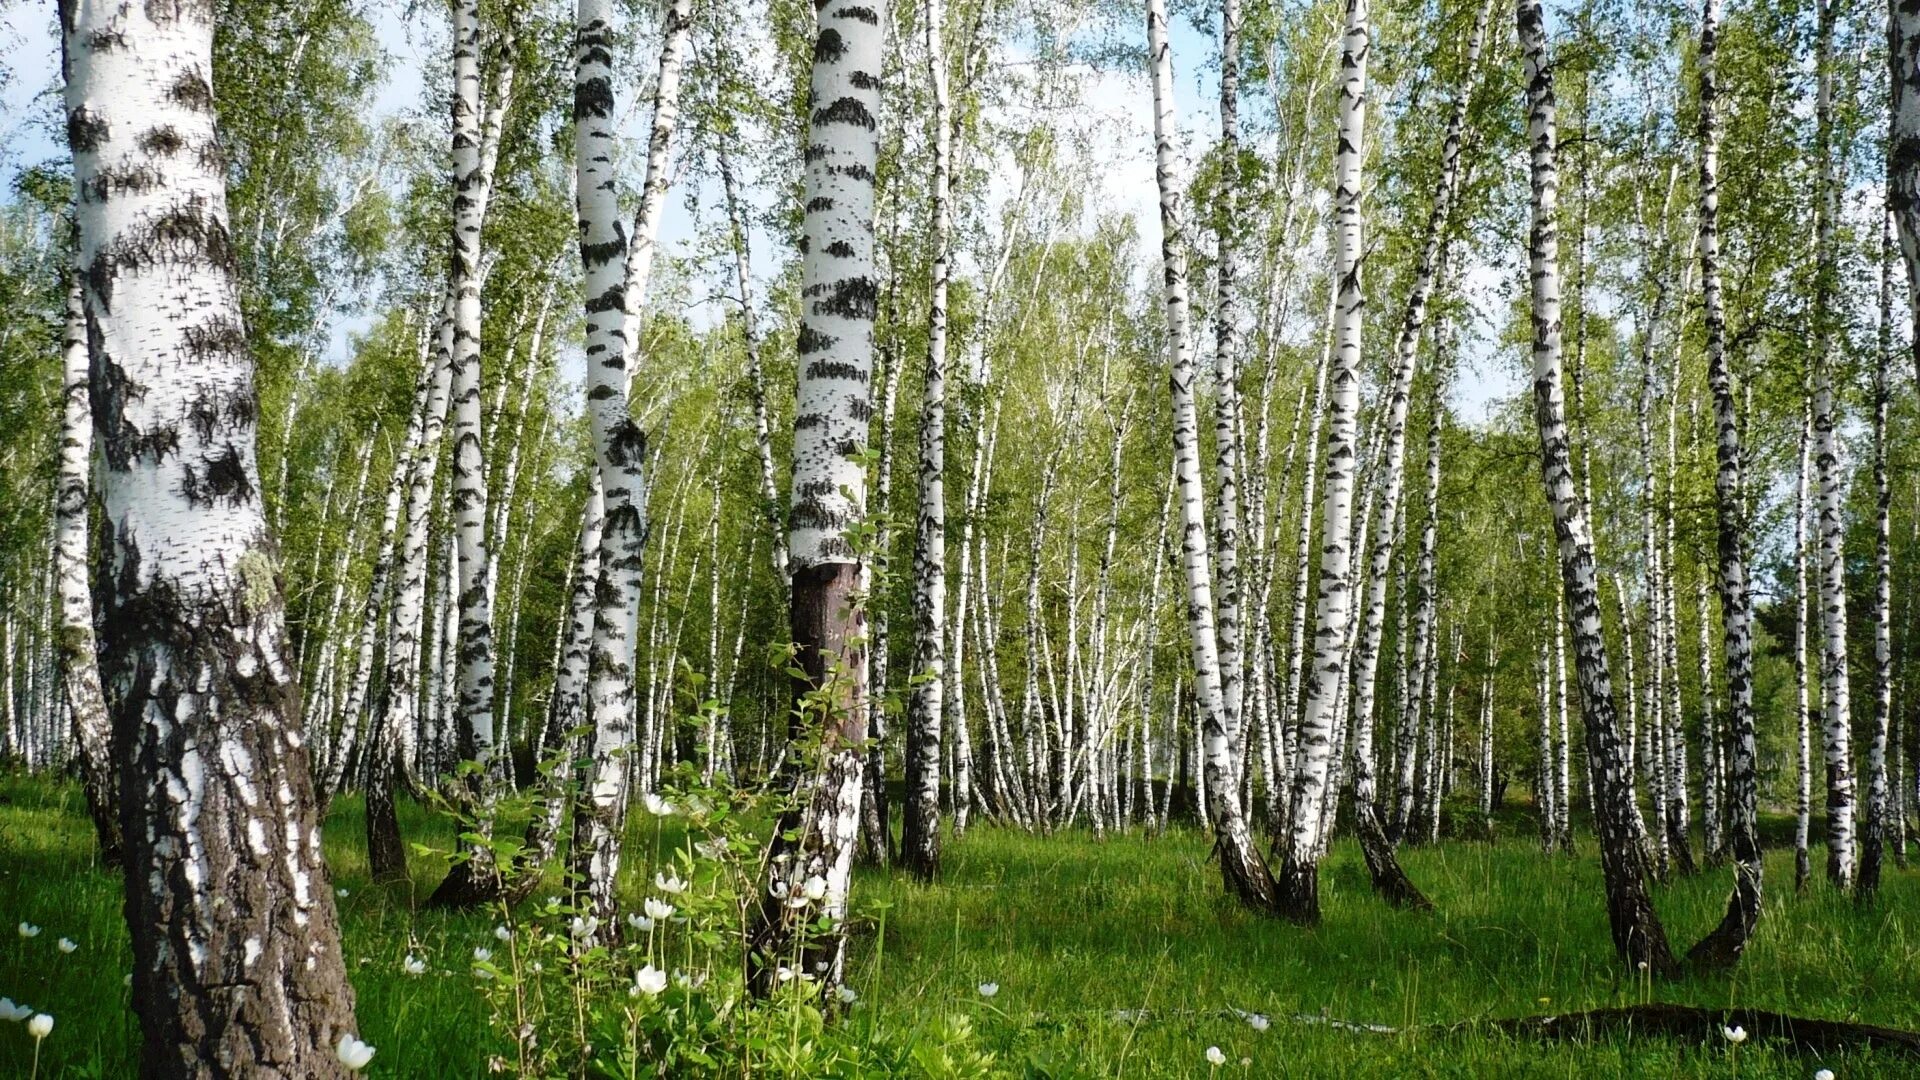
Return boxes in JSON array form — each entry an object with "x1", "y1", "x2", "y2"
[{"x1": 813, "y1": 96, "x2": 876, "y2": 131}]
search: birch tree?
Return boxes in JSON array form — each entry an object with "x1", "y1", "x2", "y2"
[
  {"x1": 1684, "y1": 0, "x2": 1761, "y2": 967},
  {"x1": 1811, "y1": 0, "x2": 1855, "y2": 890},
  {"x1": 1516, "y1": 0, "x2": 1677, "y2": 974},
  {"x1": 902, "y1": 0, "x2": 952, "y2": 882},
  {"x1": 1276, "y1": 0, "x2": 1369, "y2": 924},
  {"x1": 61, "y1": 0, "x2": 361, "y2": 1068},
  {"x1": 746, "y1": 0, "x2": 886, "y2": 996},
  {"x1": 54, "y1": 270, "x2": 118, "y2": 865},
  {"x1": 1146, "y1": 0, "x2": 1281, "y2": 914}
]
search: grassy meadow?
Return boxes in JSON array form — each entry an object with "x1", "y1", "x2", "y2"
[{"x1": 2, "y1": 774, "x2": 1916, "y2": 1077}]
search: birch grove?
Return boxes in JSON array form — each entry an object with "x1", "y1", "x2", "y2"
[{"x1": 4, "y1": 0, "x2": 1920, "y2": 1067}]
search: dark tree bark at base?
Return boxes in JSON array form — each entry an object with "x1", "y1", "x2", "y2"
[
  {"x1": 1357, "y1": 805, "x2": 1434, "y2": 910},
  {"x1": 365, "y1": 750, "x2": 409, "y2": 884},
  {"x1": 1685, "y1": 856, "x2": 1760, "y2": 973},
  {"x1": 1275, "y1": 855, "x2": 1320, "y2": 925},
  {"x1": 425, "y1": 854, "x2": 508, "y2": 909},
  {"x1": 1212, "y1": 817, "x2": 1281, "y2": 915}
]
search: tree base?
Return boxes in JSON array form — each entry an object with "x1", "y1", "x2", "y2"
[
  {"x1": 1276, "y1": 855, "x2": 1320, "y2": 925},
  {"x1": 1356, "y1": 806, "x2": 1433, "y2": 911}
]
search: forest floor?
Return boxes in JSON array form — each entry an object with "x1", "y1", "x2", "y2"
[{"x1": 2, "y1": 774, "x2": 1916, "y2": 1078}]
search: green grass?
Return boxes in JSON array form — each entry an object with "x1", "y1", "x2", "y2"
[{"x1": 2, "y1": 773, "x2": 1916, "y2": 1077}]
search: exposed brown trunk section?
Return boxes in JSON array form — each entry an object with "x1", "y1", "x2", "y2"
[{"x1": 746, "y1": 561, "x2": 866, "y2": 995}]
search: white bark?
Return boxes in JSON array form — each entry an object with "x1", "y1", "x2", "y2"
[
  {"x1": 63, "y1": 0, "x2": 360, "y2": 1062},
  {"x1": 1147, "y1": 0, "x2": 1278, "y2": 911}
]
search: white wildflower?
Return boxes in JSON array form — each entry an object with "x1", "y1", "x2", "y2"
[
  {"x1": 643, "y1": 793, "x2": 675, "y2": 816},
  {"x1": 16, "y1": 923, "x2": 39, "y2": 939},
  {"x1": 627, "y1": 913, "x2": 655, "y2": 933},
  {"x1": 27, "y1": 1013, "x2": 52, "y2": 1039},
  {"x1": 402, "y1": 956, "x2": 427, "y2": 976},
  {"x1": 335, "y1": 1034, "x2": 375, "y2": 1071},
  {"x1": 0, "y1": 998, "x2": 31, "y2": 1022},
  {"x1": 631, "y1": 965, "x2": 668, "y2": 997},
  {"x1": 643, "y1": 898, "x2": 674, "y2": 921},
  {"x1": 56, "y1": 938, "x2": 76, "y2": 954},
  {"x1": 1723, "y1": 1026, "x2": 1747, "y2": 1045},
  {"x1": 977, "y1": 982, "x2": 999, "y2": 998},
  {"x1": 654, "y1": 871, "x2": 688, "y2": 895},
  {"x1": 1205, "y1": 1046, "x2": 1225, "y2": 1066}
]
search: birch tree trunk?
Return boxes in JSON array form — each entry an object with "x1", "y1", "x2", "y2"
[
  {"x1": 1795, "y1": 398, "x2": 1814, "y2": 893},
  {"x1": 718, "y1": 144, "x2": 787, "y2": 579},
  {"x1": 62, "y1": 0, "x2": 361, "y2": 1067},
  {"x1": 1890, "y1": 0, "x2": 1920, "y2": 382},
  {"x1": 1343, "y1": 0, "x2": 1484, "y2": 906},
  {"x1": 428, "y1": 0, "x2": 511, "y2": 908},
  {"x1": 746, "y1": 0, "x2": 885, "y2": 997},
  {"x1": 1517, "y1": 0, "x2": 1677, "y2": 974},
  {"x1": 1210, "y1": 0, "x2": 1250, "y2": 783},
  {"x1": 1276, "y1": 0, "x2": 1369, "y2": 924},
  {"x1": 54, "y1": 269, "x2": 119, "y2": 865},
  {"x1": 902, "y1": 0, "x2": 952, "y2": 881},
  {"x1": 1680, "y1": 0, "x2": 1763, "y2": 967},
  {"x1": 1811, "y1": 0, "x2": 1855, "y2": 891},
  {"x1": 1146, "y1": 0, "x2": 1280, "y2": 914},
  {"x1": 1861, "y1": 211, "x2": 1896, "y2": 899}
]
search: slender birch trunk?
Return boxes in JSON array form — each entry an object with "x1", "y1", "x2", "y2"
[
  {"x1": 1795, "y1": 398, "x2": 1814, "y2": 893},
  {"x1": 1812, "y1": 0, "x2": 1855, "y2": 890},
  {"x1": 1211, "y1": 0, "x2": 1250, "y2": 782},
  {"x1": 54, "y1": 270, "x2": 119, "y2": 865},
  {"x1": 1145, "y1": 0, "x2": 1280, "y2": 912},
  {"x1": 1277, "y1": 0, "x2": 1369, "y2": 924},
  {"x1": 1345, "y1": 0, "x2": 1485, "y2": 906},
  {"x1": 62, "y1": 0, "x2": 360, "y2": 1065},
  {"x1": 428, "y1": 0, "x2": 510, "y2": 908},
  {"x1": 718, "y1": 144, "x2": 787, "y2": 578},
  {"x1": 746, "y1": 0, "x2": 886, "y2": 997},
  {"x1": 1517, "y1": 0, "x2": 1677, "y2": 974},
  {"x1": 902, "y1": 0, "x2": 952, "y2": 876},
  {"x1": 1862, "y1": 211, "x2": 1896, "y2": 899},
  {"x1": 1684, "y1": 0, "x2": 1762, "y2": 961}
]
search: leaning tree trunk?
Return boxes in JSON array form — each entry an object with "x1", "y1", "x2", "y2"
[
  {"x1": 1145, "y1": 0, "x2": 1280, "y2": 914},
  {"x1": 1684, "y1": 0, "x2": 1762, "y2": 967},
  {"x1": 61, "y1": 1, "x2": 361, "y2": 1069},
  {"x1": 1342, "y1": 0, "x2": 1486, "y2": 908},
  {"x1": 901, "y1": 0, "x2": 953, "y2": 882},
  {"x1": 745, "y1": 0, "x2": 886, "y2": 999},
  {"x1": 54, "y1": 270, "x2": 119, "y2": 866},
  {"x1": 1811, "y1": 0, "x2": 1855, "y2": 891},
  {"x1": 1517, "y1": 0, "x2": 1678, "y2": 976},
  {"x1": 1276, "y1": 0, "x2": 1370, "y2": 925}
]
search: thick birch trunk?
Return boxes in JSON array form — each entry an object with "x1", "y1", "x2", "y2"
[
  {"x1": 746, "y1": 0, "x2": 885, "y2": 997},
  {"x1": 62, "y1": 1, "x2": 360, "y2": 1067},
  {"x1": 1517, "y1": 0, "x2": 1678, "y2": 974}
]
